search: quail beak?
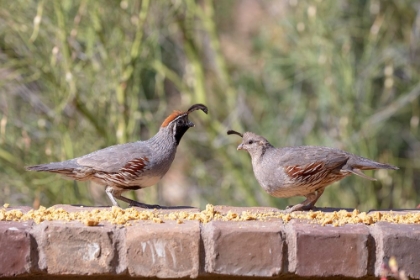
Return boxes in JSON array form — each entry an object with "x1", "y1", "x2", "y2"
[
  {"x1": 187, "y1": 121, "x2": 195, "y2": 127},
  {"x1": 237, "y1": 144, "x2": 244, "y2": 150}
]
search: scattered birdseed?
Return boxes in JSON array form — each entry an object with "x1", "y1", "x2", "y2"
[{"x1": 0, "y1": 204, "x2": 420, "y2": 227}]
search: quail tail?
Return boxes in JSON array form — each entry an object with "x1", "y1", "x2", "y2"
[
  {"x1": 347, "y1": 156, "x2": 398, "y2": 170},
  {"x1": 26, "y1": 161, "x2": 80, "y2": 178},
  {"x1": 26, "y1": 163, "x2": 57, "y2": 171},
  {"x1": 343, "y1": 156, "x2": 398, "y2": 180}
]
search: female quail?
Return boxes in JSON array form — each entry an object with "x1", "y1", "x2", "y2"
[
  {"x1": 227, "y1": 130, "x2": 398, "y2": 212},
  {"x1": 26, "y1": 104, "x2": 208, "y2": 208}
]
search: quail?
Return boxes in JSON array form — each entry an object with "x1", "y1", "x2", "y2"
[
  {"x1": 227, "y1": 130, "x2": 398, "y2": 212},
  {"x1": 27, "y1": 104, "x2": 208, "y2": 208}
]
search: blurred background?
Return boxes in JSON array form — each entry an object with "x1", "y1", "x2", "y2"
[{"x1": 0, "y1": 0, "x2": 419, "y2": 211}]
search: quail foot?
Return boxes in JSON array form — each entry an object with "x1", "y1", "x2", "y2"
[
  {"x1": 27, "y1": 104, "x2": 208, "y2": 208},
  {"x1": 227, "y1": 130, "x2": 398, "y2": 212}
]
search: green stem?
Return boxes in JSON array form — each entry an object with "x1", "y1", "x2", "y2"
[{"x1": 116, "y1": 0, "x2": 150, "y2": 143}]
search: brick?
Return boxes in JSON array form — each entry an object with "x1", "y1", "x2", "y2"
[
  {"x1": 3, "y1": 204, "x2": 420, "y2": 279},
  {"x1": 286, "y1": 221, "x2": 370, "y2": 277},
  {"x1": 202, "y1": 220, "x2": 284, "y2": 277},
  {"x1": 52, "y1": 204, "x2": 200, "y2": 213},
  {"x1": 49, "y1": 204, "x2": 109, "y2": 212},
  {"x1": 126, "y1": 220, "x2": 200, "y2": 278},
  {"x1": 214, "y1": 205, "x2": 281, "y2": 214},
  {"x1": 31, "y1": 221, "x2": 125, "y2": 275},
  {"x1": 139, "y1": 205, "x2": 200, "y2": 212},
  {"x1": 0, "y1": 221, "x2": 33, "y2": 276},
  {"x1": 371, "y1": 222, "x2": 420, "y2": 279},
  {"x1": 1, "y1": 206, "x2": 33, "y2": 213}
]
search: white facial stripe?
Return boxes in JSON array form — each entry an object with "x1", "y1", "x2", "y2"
[
  {"x1": 173, "y1": 123, "x2": 177, "y2": 135},
  {"x1": 171, "y1": 114, "x2": 187, "y2": 123}
]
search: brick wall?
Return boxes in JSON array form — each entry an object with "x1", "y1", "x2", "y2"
[{"x1": 1, "y1": 205, "x2": 419, "y2": 279}]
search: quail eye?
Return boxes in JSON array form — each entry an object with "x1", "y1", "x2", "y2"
[{"x1": 248, "y1": 140, "x2": 254, "y2": 144}]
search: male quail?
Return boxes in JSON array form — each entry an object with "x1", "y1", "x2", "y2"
[
  {"x1": 27, "y1": 104, "x2": 208, "y2": 208},
  {"x1": 227, "y1": 130, "x2": 398, "y2": 212}
]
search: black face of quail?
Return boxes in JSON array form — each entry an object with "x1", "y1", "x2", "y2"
[
  {"x1": 173, "y1": 115, "x2": 194, "y2": 145},
  {"x1": 163, "y1": 104, "x2": 208, "y2": 146}
]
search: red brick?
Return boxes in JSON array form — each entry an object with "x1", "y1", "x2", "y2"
[
  {"x1": 214, "y1": 205, "x2": 281, "y2": 214},
  {"x1": 52, "y1": 204, "x2": 199, "y2": 213},
  {"x1": 126, "y1": 220, "x2": 200, "y2": 278},
  {"x1": 0, "y1": 221, "x2": 33, "y2": 276},
  {"x1": 31, "y1": 221, "x2": 125, "y2": 275},
  {"x1": 49, "y1": 204, "x2": 111, "y2": 212},
  {"x1": 371, "y1": 222, "x2": 420, "y2": 279},
  {"x1": 286, "y1": 221, "x2": 370, "y2": 277},
  {"x1": 1, "y1": 206, "x2": 33, "y2": 213},
  {"x1": 202, "y1": 220, "x2": 284, "y2": 277},
  {"x1": 3, "y1": 204, "x2": 420, "y2": 279}
]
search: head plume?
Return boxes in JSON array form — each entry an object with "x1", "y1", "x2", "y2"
[
  {"x1": 187, "y1": 104, "x2": 208, "y2": 114},
  {"x1": 161, "y1": 104, "x2": 208, "y2": 127},
  {"x1": 227, "y1": 130, "x2": 243, "y2": 138}
]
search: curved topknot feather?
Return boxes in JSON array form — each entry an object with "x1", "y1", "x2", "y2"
[
  {"x1": 161, "y1": 104, "x2": 208, "y2": 127},
  {"x1": 187, "y1": 104, "x2": 208, "y2": 114},
  {"x1": 227, "y1": 130, "x2": 243, "y2": 137}
]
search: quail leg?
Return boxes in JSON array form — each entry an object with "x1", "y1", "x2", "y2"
[
  {"x1": 105, "y1": 186, "x2": 161, "y2": 209},
  {"x1": 285, "y1": 188, "x2": 325, "y2": 213},
  {"x1": 105, "y1": 186, "x2": 120, "y2": 206}
]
